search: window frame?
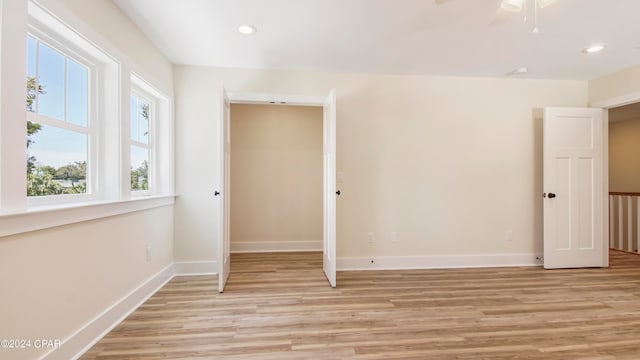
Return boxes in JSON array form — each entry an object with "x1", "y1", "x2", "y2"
[
  {"x1": 129, "y1": 86, "x2": 156, "y2": 196},
  {"x1": 25, "y1": 29, "x2": 99, "y2": 205}
]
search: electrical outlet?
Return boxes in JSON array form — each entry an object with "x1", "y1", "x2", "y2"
[
  {"x1": 506, "y1": 230, "x2": 513, "y2": 242},
  {"x1": 367, "y1": 232, "x2": 374, "y2": 244},
  {"x1": 390, "y1": 231, "x2": 397, "y2": 243},
  {"x1": 146, "y1": 245, "x2": 152, "y2": 261}
]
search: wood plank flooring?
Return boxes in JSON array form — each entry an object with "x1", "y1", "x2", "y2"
[{"x1": 81, "y1": 251, "x2": 640, "y2": 359}]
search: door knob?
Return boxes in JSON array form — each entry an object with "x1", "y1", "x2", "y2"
[
  {"x1": 547, "y1": 193, "x2": 556, "y2": 198},
  {"x1": 214, "y1": 191, "x2": 220, "y2": 196},
  {"x1": 336, "y1": 190, "x2": 341, "y2": 196}
]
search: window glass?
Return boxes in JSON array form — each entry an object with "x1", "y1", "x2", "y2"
[
  {"x1": 130, "y1": 94, "x2": 152, "y2": 192},
  {"x1": 26, "y1": 36, "x2": 37, "y2": 79},
  {"x1": 27, "y1": 126, "x2": 88, "y2": 196},
  {"x1": 66, "y1": 59, "x2": 88, "y2": 127},
  {"x1": 130, "y1": 95, "x2": 150, "y2": 144},
  {"x1": 26, "y1": 35, "x2": 91, "y2": 197},
  {"x1": 130, "y1": 145, "x2": 149, "y2": 191},
  {"x1": 37, "y1": 42, "x2": 65, "y2": 121}
]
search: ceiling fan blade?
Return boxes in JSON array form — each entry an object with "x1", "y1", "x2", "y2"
[
  {"x1": 488, "y1": 5, "x2": 513, "y2": 26},
  {"x1": 538, "y1": 0, "x2": 556, "y2": 8}
]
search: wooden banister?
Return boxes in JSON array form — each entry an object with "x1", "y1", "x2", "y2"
[{"x1": 609, "y1": 192, "x2": 640, "y2": 196}]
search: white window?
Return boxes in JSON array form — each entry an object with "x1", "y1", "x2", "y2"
[
  {"x1": 25, "y1": 33, "x2": 95, "y2": 199},
  {"x1": 130, "y1": 90, "x2": 153, "y2": 193},
  {"x1": 0, "y1": 0, "x2": 175, "y2": 235},
  {"x1": 129, "y1": 73, "x2": 174, "y2": 199}
]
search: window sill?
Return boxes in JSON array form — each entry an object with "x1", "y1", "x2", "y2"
[{"x1": 0, "y1": 194, "x2": 176, "y2": 238}]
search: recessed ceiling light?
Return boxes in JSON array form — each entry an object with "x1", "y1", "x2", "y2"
[
  {"x1": 583, "y1": 44, "x2": 606, "y2": 54},
  {"x1": 237, "y1": 24, "x2": 257, "y2": 35}
]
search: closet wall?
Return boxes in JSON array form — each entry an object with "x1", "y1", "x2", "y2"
[{"x1": 230, "y1": 104, "x2": 323, "y2": 252}]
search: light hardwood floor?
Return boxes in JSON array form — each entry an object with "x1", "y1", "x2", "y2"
[{"x1": 81, "y1": 251, "x2": 640, "y2": 359}]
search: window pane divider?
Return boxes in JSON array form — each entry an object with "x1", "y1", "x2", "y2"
[
  {"x1": 130, "y1": 140, "x2": 150, "y2": 148},
  {"x1": 27, "y1": 111, "x2": 91, "y2": 134}
]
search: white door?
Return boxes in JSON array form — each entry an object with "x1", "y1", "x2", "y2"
[
  {"x1": 543, "y1": 107, "x2": 606, "y2": 269},
  {"x1": 323, "y1": 89, "x2": 337, "y2": 287},
  {"x1": 217, "y1": 87, "x2": 231, "y2": 292}
]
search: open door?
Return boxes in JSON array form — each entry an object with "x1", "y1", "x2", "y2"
[
  {"x1": 543, "y1": 107, "x2": 607, "y2": 269},
  {"x1": 217, "y1": 87, "x2": 231, "y2": 292},
  {"x1": 323, "y1": 89, "x2": 337, "y2": 287}
]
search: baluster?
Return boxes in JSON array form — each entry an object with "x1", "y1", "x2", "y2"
[
  {"x1": 636, "y1": 196, "x2": 640, "y2": 253},
  {"x1": 628, "y1": 196, "x2": 633, "y2": 251},
  {"x1": 609, "y1": 195, "x2": 615, "y2": 249},
  {"x1": 618, "y1": 195, "x2": 624, "y2": 250}
]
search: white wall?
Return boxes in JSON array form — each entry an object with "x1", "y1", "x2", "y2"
[
  {"x1": 590, "y1": 64, "x2": 640, "y2": 105},
  {"x1": 0, "y1": 1, "x2": 174, "y2": 359},
  {"x1": 174, "y1": 65, "x2": 588, "y2": 267},
  {"x1": 0, "y1": 207, "x2": 174, "y2": 360}
]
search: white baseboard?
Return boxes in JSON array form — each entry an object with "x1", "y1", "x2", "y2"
[
  {"x1": 231, "y1": 240, "x2": 322, "y2": 253},
  {"x1": 173, "y1": 261, "x2": 218, "y2": 276},
  {"x1": 40, "y1": 264, "x2": 174, "y2": 360},
  {"x1": 337, "y1": 253, "x2": 543, "y2": 271}
]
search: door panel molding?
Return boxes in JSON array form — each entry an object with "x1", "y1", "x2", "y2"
[{"x1": 543, "y1": 107, "x2": 605, "y2": 269}]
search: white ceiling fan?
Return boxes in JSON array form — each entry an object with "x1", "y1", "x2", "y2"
[{"x1": 435, "y1": 0, "x2": 558, "y2": 33}]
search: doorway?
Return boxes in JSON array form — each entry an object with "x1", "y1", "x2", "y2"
[
  {"x1": 216, "y1": 89, "x2": 337, "y2": 292},
  {"x1": 607, "y1": 102, "x2": 640, "y2": 254},
  {"x1": 229, "y1": 104, "x2": 323, "y2": 253}
]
